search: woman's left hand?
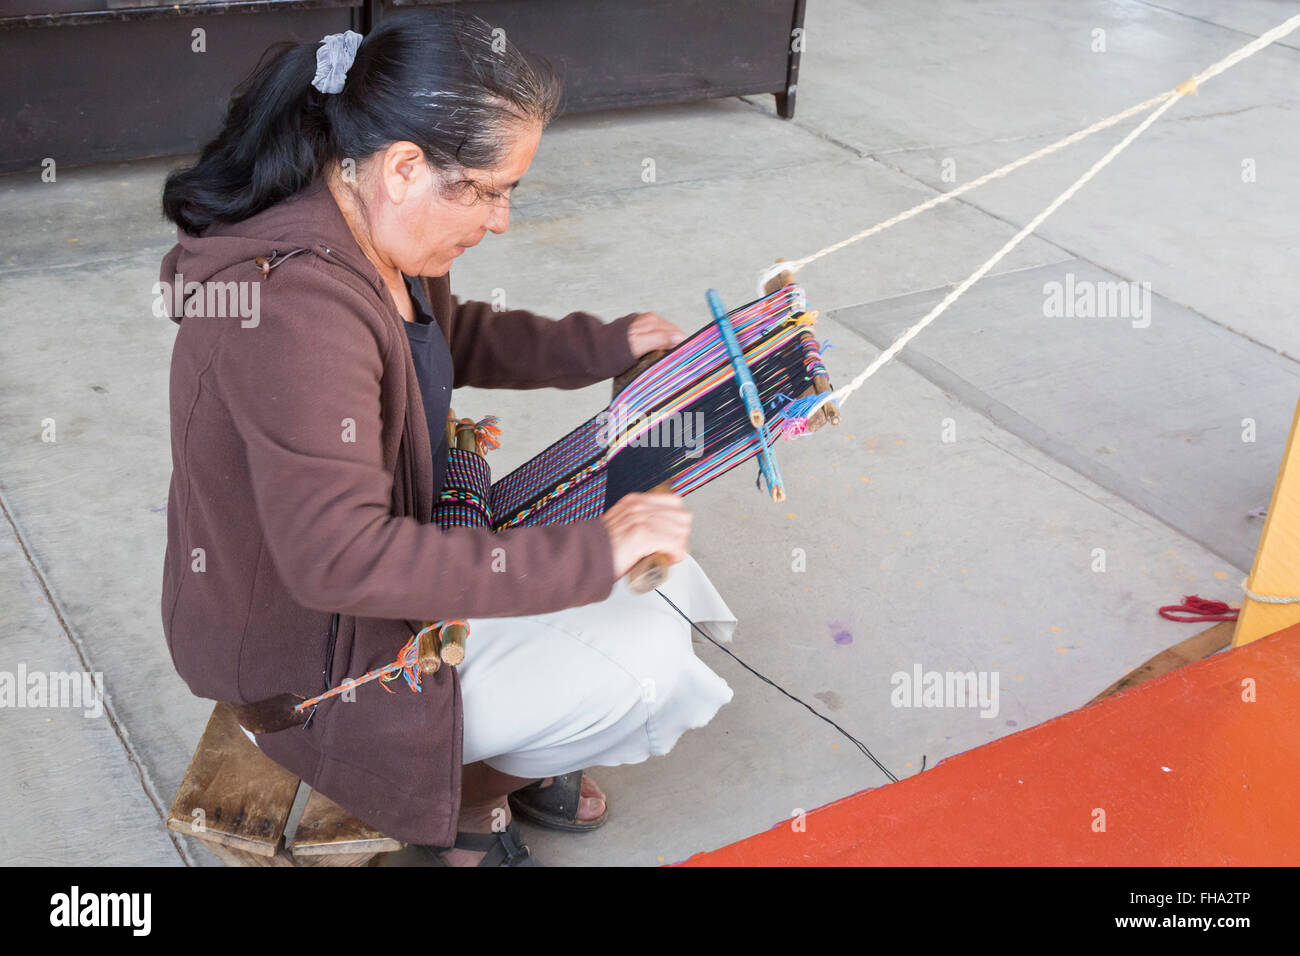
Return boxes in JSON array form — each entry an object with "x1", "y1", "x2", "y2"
[{"x1": 626, "y1": 312, "x2": 687, "y2": 359}]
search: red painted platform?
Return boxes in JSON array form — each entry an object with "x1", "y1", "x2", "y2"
[{"x1": 682, "y1": 625, "x2": 1300, "y2": 866}]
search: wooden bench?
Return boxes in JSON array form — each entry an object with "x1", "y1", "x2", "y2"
[
  {"x1": 166, "y1": 702, "x2": 405, "y2": 867},
  {"x1": 1088, "y1": 620, "x2": 1236, "y2": 704}
]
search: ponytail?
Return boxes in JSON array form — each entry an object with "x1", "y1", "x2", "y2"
[
  {"x1": 163, "y1": 41, "x2": 329, "y2": 235},
  {"x1": 162, "y1": 10, "x2": 561, "y2": 237}
]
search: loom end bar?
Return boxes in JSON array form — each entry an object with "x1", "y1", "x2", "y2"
[
  {"x1": 626, "y1": 480, "x2": 677, "y2": 595},
  {"x1": 454, "y1": 419, "x2": 480, "y2": 453},
  {"x1": 763, "y1": 257, "x2": 796, "y2": 296},
  {"x1": 812, "y1": 374, "x2": 841, "y2": 427},
  {"x1": 628, "y1": 556, "x2": 672, "y2": 594},
  {"x1": 789, "y1": 310, "x2": 839, "y2": 433},
  {"x1": 417, "y1": 626, "x2": 442, "y2": 677},
  {"x1": 439, "y1": 623, "x2": 468, "y2": 667},
  {"x1": 791, "y1": 376, "x2": 840, "y2": 434},
  {"x1": 612, "y1": 349, "x2": 668, "y2": 402}
]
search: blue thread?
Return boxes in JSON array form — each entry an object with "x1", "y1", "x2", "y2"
[
  {"x1": 767, "y1": 391, "x2": 795, "y2": 412},
  {"x1": 780, "y1": 392, "x2": 838, "y2": 420}
]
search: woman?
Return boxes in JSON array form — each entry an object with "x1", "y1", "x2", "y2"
[{"x1": 158, "y1": 10, "x2": 736, "y2": 866}]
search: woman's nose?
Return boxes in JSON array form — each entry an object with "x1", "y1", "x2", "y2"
[{"x1": 486, "y1": 199, "x2": 510, "y2": 234}]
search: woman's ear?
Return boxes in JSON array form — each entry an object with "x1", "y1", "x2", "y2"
[{"x1": 379, "y1": 141, "x2": 430, "y2": 204}]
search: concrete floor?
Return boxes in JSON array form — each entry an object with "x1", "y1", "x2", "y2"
[{"x1": 2, "y1": 0, "x2": 1296, "y2": 867}]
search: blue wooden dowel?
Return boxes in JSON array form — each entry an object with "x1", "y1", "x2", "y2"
[{"x1": 707, "y1": 288, "x2": 786, "y2": 501}]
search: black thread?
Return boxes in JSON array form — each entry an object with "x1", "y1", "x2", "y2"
[{"x1": 653, "y1": 589, "x2": 900, "y2": 784}]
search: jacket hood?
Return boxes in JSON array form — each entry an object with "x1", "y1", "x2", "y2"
[{"x1": 158, "y1": 176, "x2": 386, "y2": 325}]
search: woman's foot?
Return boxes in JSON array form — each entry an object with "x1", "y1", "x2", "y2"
[
  {"x1": 435, "y1": 798, "x2": 520, "y2": 867},
  {"x1": 435, "y1": 818, "x2": 535, "y2": 867},
  {"x1": 436, "y1": 775, "x2": 605, "y2": 866},
  {"x1": 538, "y1": 774, "x2": 606, "y2": 822}
]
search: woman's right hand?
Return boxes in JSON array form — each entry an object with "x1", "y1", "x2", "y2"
[{"x1": 600, "y1": 490, "x2": 693, "y2": 579}]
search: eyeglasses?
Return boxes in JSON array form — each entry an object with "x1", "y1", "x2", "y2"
[{"x1": 452, "y1": 178, "x2": 514, "y2": 207}]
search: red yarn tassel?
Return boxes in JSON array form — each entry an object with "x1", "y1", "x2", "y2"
[{"x1": 1158, "y1": 595, "x2": 1239, "y2": 622}]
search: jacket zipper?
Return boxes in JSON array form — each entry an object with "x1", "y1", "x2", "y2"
[
  {"x1": 253, "y1": 247, "x2": 309, "y2": 278},
  {"x1": 303, "y1": 611, "x2": 340, "y2": 731}
]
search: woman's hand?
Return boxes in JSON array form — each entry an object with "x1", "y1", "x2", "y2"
[
  {"x1": 600, "y1": 490, "x2": 693, "y2": 579},
  {"x1": 626, "y1": 312, "x2": 687, "y2": 360}
]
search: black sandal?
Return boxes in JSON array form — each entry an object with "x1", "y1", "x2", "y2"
[
  {"x1": 429, "y1": 820, "x2": 539, "y2": 867},
  {"x1": 508, "y1": 771, "x2": 608, "y2": 833}
]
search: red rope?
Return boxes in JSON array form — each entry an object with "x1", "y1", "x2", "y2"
[{"x1": 1158, "y1": 595, "x2": 1239, "y2": 622}]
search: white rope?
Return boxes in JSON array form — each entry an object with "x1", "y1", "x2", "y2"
[
  {"x1": 756, "y1": 90, "x2": 1175, "y2": 292},
  {"x1": 779, "y1": 13, "x2": 1300, "y2": 425},
  {"x1": 805, "y1": 93, "x2": 1183, "y2": 417},
  {"x1": 1241, "y1": 577, "x2": 1300, "y2": 605}
]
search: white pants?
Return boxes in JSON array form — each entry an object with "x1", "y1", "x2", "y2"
[
  {"x1": 242, "y1": 555, "x2": 736, "y2": 776},
  {"x1": 460, "y1": 553, "x2": 736, "y2": 778}
]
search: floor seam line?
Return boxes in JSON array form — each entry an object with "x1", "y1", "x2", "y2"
[
  {"x1": 0, "y1": 481, "x2": 197, "y2": 866},
  {"x1": 819, "y1": 313, "x2": 1253, "y2": 573}
]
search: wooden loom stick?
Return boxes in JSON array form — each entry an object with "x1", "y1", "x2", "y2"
[
  {"x1": 417, "y1": 626, "x2": 441, "y2": 677},
  {"x1": 445, "y1": 407, "x2": 458, "y2": 446},
  {"x1": 764, "y1": 257, "x2": 839, "y2": 432},
  {"x1": 761, "y1": 258, "x2": 796, "y2": 295},
  {"x1": 417, "y1": 407, "x2": 471, "y2": 676},
  {"x1": 417, "y1": 407, "x2": 474, "y2": 675},
  {"x1": 437, "y1": 622, "x2": 470, "y2": 667},
  {"x1": 626, "y1": 480, "x2": 677, "y2": 595},
  {"x1": 437, "y1": 417, "x2": 480, "y2": 666},
  {"x1": 611, "y1": 349, "x2": 667, "y2": 402}
]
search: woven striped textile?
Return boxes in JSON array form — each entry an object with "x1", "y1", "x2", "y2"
[{"x1": 433, "y1": 284, "x2": 830, "y2": 530}]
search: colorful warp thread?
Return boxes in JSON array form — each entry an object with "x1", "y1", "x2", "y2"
[{"x1": 490, "y1": 283, "x2": 832, "y2": 528}]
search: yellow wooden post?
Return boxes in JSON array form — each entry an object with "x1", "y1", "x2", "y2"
[{"x1": 1234, "y1": 393, "x2": 1300, "y2": 646}]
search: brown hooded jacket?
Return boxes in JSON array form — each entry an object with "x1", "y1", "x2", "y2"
[{"x1": 160, "y1": 175, "x2": 639, "y2": 845}]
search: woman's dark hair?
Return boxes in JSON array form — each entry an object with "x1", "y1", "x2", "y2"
[{"x1": 162, "y1": 9, "x2": 561, "y2": 236}]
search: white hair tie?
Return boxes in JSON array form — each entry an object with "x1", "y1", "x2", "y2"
[{"x1": 312, "y1": 30, "x2": 363, "y2": 94}]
